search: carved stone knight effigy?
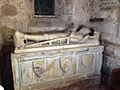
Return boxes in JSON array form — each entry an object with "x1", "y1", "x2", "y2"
[
  {"x1": 11, "y1": 24, "x2": 103, "y2": 90},
  {"x1": 13, "y1": 24, "x2": 99, "y2": 49}
]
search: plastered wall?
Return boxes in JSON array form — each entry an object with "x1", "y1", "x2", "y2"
[
  {"x1": 91, "y1": 0, "x2": 120, "y2": 43},
  {"x1": 0, "y1": 0, "x2": 94, "y2": 45},
  {"x1": 0, "y1": 0, "x2": 119, "y2": 46}
]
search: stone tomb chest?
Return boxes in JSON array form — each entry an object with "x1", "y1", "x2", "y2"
[{"x1": 11, "y1": 44, "x2": 103, "y2": 90}]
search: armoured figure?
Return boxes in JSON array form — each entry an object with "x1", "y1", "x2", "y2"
[{"x1": 13, "y1": 25, "x2": 98, "y2": 49}]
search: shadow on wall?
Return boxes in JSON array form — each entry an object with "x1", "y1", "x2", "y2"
[
  {"x1": 0, "y1": 45, "x2": 14, "y2": 90},
  {"x1": 0, "y1": 26, "x2": 15, "y2": 90},
  {"x1": 0, "y1": 26, "x2": 16, "y2": 45}
]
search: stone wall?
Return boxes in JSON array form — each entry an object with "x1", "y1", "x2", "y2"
[
  {"x1": 91, "y1": 0, "x2": 120, "y2": 44},
  {"x1": 0, "y1": 0, "x2": 119, "y2": 45},
  {"x1": 72, "y1": 0, "x2": 94, "y2": 25},
  {"x1": 0, "y1": 0, "x2": 32, "y2": 46},
  {"x1": 0, "y1": 0, "x2": 94, "y2": 46},
  {"x1": 0, "y1": 0, "x2": 32, "y2": 32},
  {"x1": 0, "y1": 0, "x2": 95, "y2": 48},
  {"x1": 0, "y1": 1, "x2": 94, "y2": 30}
]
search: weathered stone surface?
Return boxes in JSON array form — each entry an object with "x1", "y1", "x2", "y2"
[
  {"x1": 0, "y1": 26, "x2": 15, "y2": 42},
  {"x1": 11, "y1": 45, "x2": 103, "y2": 90},
  {"x1": 0, "y1": 0, "x2": 31, "y2": 33},
  {"x1": 91, "y1": 0, "x2": 120, "y2": 43},
  {"x1": 0, "y1": 0, "x2": 96, "y2": 46},
  {"x1": 72, "y1": 0, "x2": 94, "y2": 25},
  {"x1": 1, "y1": 4, "x2": 17, "y2": 16}
]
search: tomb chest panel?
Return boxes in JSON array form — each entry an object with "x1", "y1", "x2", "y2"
[{"x1": 11, "y1": 45, "x2": 103, "y2": 90}]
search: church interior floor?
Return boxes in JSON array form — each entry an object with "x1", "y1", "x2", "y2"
[{"x1": 54, "y1": 83, "x2": 120, "y2": 90}]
